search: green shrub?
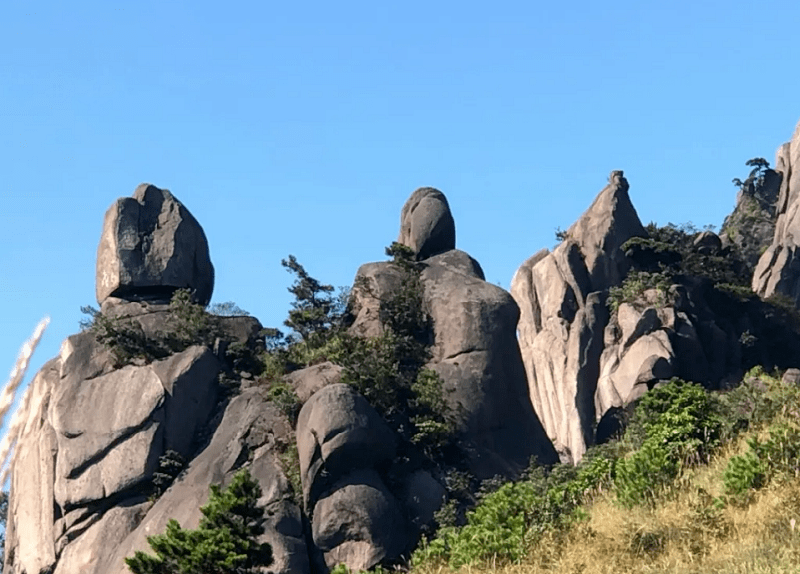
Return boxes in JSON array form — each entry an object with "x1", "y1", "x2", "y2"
[
  {"x1": 607, "y1": 270, "x2": 671, "y2": 313},
  {"x1": 414, "y1": 450, "x2": 617, "y2": 568},
  {"x1": 125, "y1": 468, "x2": 272, "y2": 574},
  {"x1": 615, "y1": 379, "x2": 722, "y2": 507},
  {"x1": 81, "y1": 289, "x2": 223, "y2": 367},
  {"x1": 151, "y1": 450, "x2": 186, "y2": 499},
  {"x1": 266, "y1": 380, "x2": 301, "y2": 425},
  {"x1": 723, "y1": 450, "x2": 767, "y2": 499}
]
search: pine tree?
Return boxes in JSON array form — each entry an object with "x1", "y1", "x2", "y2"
[{"x1": 125, "y1": 468, "x2": 272, "y2": 574}]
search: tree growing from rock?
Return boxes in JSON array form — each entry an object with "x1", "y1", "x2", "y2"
[
  {"x1": 125, "y1": 468, "x2": 272, "y2": 574},
  {"x1": 282, "y1": 255, "x2": 338, "y2": 347}
]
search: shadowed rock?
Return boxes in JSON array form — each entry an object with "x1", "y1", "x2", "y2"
[{"x1": 398, "y1": 187, "x2": 456, "y2": 260}]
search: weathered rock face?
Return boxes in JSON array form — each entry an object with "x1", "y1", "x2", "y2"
[
  {"x1": 753, "y1": 120, "x2": 800, "y2": 303},
  {"x1": 511, "y1": 171, "x2": 646, "y2": 462},
  {"x1": 398, "y1": 187, "x2": 456, "y2": 260},
  {"x1": 96, "y1": 184, "x2": 214, "y2": 306},
  {"x1": 720, "y1": 168, "x2": 781, "y2": 270},
  {"x1": 5, "y1": 317, "x2": 307, "y2": 574}
]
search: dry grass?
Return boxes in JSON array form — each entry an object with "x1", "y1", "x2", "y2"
[
  {"x1": 412, "y1": 438, "x2": 800, "y2": 574},
  {"x1": 0, "y1": 317, "x2": 50, "y2": 484}
]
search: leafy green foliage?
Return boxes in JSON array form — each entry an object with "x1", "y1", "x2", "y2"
[
  {"x1": 607, "y1": 270, "x2": 671, "y2": 313},
  {"x1": 255, "y1": 257, "x2": 350, "y2": 383},
  {"x1": 615, "y1": 379, "x2": 722, "y2": 507},
  {"x1": 415, "y1": 450, "x2": 617, "y2": 568},
  {"x1": 125, "y1": 468, "x2": 272, "y2": 574},
  {"x1": 723, "y1": 450, "x2": 767, "y2": 499},
  {"x1": 81, "y1": 289, "x2": 222, "y2": 367},
  {"x1": 724, "y1": 422, "x2": 800, "y2": 501},
  {"x1": 265, "y1": 380, "x2": 301, "y2": 424},
  {"x1": 336, "y1": 245, "x2": 455, "y2": 457},
  {"x1": 281, "y1": 255, "x2": 339, "y2": 348},
  {"x1": 624, "y1": 222, "x2": 749, "y2": 288}
]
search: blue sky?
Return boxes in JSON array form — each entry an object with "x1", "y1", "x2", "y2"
[{"x1": 2, "y1": 0, "x2": 799, "y2": 417}]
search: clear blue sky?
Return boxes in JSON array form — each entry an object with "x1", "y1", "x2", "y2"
[{"x1": 2, "y1": 1, "x2": 799, "y2": 416}]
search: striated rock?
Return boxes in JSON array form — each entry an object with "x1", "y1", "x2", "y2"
[
  {"x1": 398, "y1": 187, "x2": 456, "y2": 260},
  {"x1": 753, "y1": 120, "x2": 800, "y2": 303},
  {"x1": 50, "y1": 345, "x2": 219, "y2": 510},
  {"x1": 512, "y1": 171, "x2": 646, "y2": 462},
  {"x1": 312, "y1": 469, "x2": 409, "y2": 572},
  {"x1": 96, "y1": 184, "x2": 214, "y2": 306},
  {"x1": 106, "y1": 390, "x2": 307, "y2": 574},
  {"x1": 296, "y1": 384, "x2": 397, "y2": 509}
]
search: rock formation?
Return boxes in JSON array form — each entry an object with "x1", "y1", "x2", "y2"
[
  {"x1": 6, "y1": 183, "x2": 561, "y2": 574},
  {"x1": 720, "y1": 165, "x2": 781, "y2": 270},
  {"x1": 511, "y1": 171, "x2": 646, "y2": 462},
  {"x1": 5, "y1": 187, "x2": 305, "y2": 574},
  {"x1": 397, "y1": 187, "x2": 456, "y2": 260},
  {"x1": 348, "y1": 188, "x2": 558, "y2": 479},
  {"x1": 96, "y1": 183, "x2": 215, "y2": 308},
  {"x1": 510, "y1": 171, "x2": 778, "y2": 462},
  {"x1": 753, "y1": 120, "x2": 800, "y2": 303}
]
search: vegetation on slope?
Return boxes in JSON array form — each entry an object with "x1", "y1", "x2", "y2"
[{"x1": 407, "y1": 368, "x2": 800, "y2": 574}]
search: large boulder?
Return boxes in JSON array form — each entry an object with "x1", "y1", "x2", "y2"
[
  {"x1": 96, "y1": 184, "x2": 214, "y2": 306},
  {"x1": 398, "y1": 187, "x2": 456, "y2": 260},
  {"x1": 420, "y1": 250, "x2": 557, "y2": 477},
  {"x1": 312, "y1": 469, "x2": 409, "y2": 571},
  {"x1": 296, "y1": 384, "x2": 397, "y2": 509},
  {"x1": 753, "y1": 120, "x2": 800, "y2": 303},
  {"x1": 296, "y1": 385, "x2": 409, "y2": 572},
  {"x1": 511, "y1": 171, "x2": 647, "y2": 462}
]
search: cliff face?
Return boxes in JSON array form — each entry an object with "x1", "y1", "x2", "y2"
[
  {"x1": 753, "y1": 120, "x2": 800, "y2": 303},
  {"x1": 510, "y1": 171, "x2": 646, "y2": 462},
  {"x1": 512, "y1": 121, "x2": 800, "y2": 464}
]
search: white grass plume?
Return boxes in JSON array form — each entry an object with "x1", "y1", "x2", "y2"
[{"x1": 0, "y1": 317, "x2": 50, "y2": 485}]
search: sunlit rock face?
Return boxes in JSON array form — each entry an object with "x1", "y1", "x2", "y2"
[
  {"x1": 511, "y1": 171, "x2": 648, "y2": 462},
  {"x1": 753, "y1": 120, "x2": 800, "y2": 304}
]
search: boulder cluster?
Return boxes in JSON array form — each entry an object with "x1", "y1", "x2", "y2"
[{"x1": 8, "y1": 117, "x2": 800, "y2": 574}]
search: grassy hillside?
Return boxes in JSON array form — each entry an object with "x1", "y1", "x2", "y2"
[{"x1": 408, "y1": 368, "x2": 800, "y2": 574}]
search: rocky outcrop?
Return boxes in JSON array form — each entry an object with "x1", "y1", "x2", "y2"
[
  {"x1": 5, "y1": 187, "x2": 306, "y2": 574},
  {"x1": 398, "y1": 187, "x2": 456, "y2": 260},
  {"x1": 753, "y1": 120, "x2": 800, "y2": 303},
  {"x1": 350, "y1": 191, "x2": 558, "y2": 479},
  {"x1": 511, "y1": 171, "x2": 646, "y2": 462},
  {"x1": 96, "y1": 184, "x2": 214, "y2": 307}
]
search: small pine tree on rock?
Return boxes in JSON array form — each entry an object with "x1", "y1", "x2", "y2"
[{"x1": 125, "y1": 468, "x2": 273, "y2": 574}]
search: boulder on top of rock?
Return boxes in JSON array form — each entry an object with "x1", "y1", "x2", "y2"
[
  {"x1": 96, "y1": 184, "x2": 214, "y2": 306},
  {"x1": 398, "y1": 187, "x2": 456, "y2": 260}
]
